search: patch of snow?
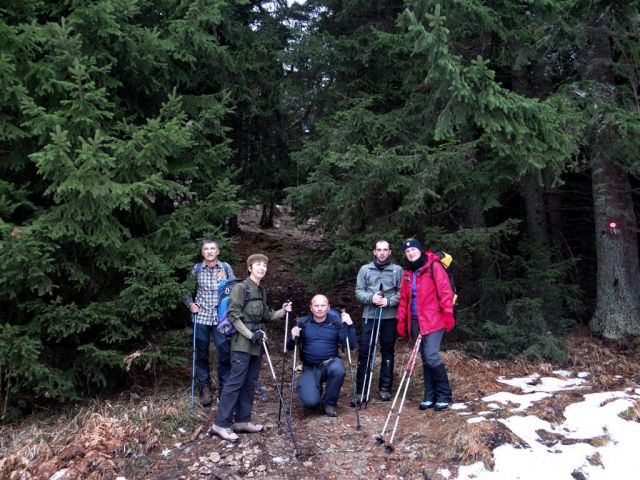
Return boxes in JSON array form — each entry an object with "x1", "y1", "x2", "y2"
[
  {"x1": 438, "y1": 467, "x2": 452, "y2": 478},
  {"x1": 467, "y1": 417, "x2": 488, "y2": 424},
  {"x1": 498, "y1": 374, "x2": 586, "y2": 393},
  {"x1": 577, "y1": 372, "x2": 590, "y2": 378},
  {"x1": 482, "y1": 391, "x2": 551, "y2": 412},
  {"x1": 50, "y1": 470, "x2": 69, "y2": 480},
  {"x1": 161, "y1": 448, "x2": 171, "y2": 458},
  {"x1": 456, "y1": 386, "x2": 640, "y2": 480},
  {"x1": 457, "y1": 461, "x2": 487, "y2": 478},
  {"x1": 451, "y1": 402, "x2": 468, "y2": 410},
  {"x1": 552, "y1": 369, "x2": 573, "y2": 377},
  {"x1": 487, "y1": 403, "x2": 501, "y2": 409}
]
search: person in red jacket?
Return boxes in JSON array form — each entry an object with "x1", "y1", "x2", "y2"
[{"x1": 396, "y1": 239, "x2": 455, "y2": 411}]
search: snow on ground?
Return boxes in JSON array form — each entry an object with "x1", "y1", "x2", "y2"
[{"x1": 454, "y1": 372, "x2": 640, "y2": 480}]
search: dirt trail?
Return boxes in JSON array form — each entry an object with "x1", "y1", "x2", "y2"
[{"x1": 142, "y1": 207, "x2": 457, "y2": 479}]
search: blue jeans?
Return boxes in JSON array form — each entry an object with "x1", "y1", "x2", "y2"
[
  {"x1": 298, "y1": 358, "x2": 345, "y2": 408},
  {"x1": 195, "y1": 323, "x2": 231, "y2": 393}
]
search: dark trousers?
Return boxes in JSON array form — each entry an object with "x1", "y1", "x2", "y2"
[
  {"x1": 298, "y1": 358, "x2": 345, "y2": 408},
  {"x1": 411, "y1": 318, "x2": 452, "y2": 403},
  {"x1": 356, "y1": 313, "x2": 397, "y2": 393},
  {"x1": 195, "y1": 323, "x2": 231, "y2": 393},
  {"x1": 214, "y1": 351, "x2": 261, "y2": 427}
]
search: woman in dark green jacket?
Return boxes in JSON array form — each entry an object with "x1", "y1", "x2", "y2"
[{"x1": 209, "y1": 254, "x2": 291, "y2": 442}]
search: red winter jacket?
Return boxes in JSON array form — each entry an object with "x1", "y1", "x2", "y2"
[{"x1": 396, "y1": 251, "x2": 455, "y2": 337}]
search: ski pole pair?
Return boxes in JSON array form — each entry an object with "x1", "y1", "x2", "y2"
[
  {"x1": 262, "y1": 337, "x2": 300, "y2": 457},
  {"x1": 277, "y1": 308, "x2": 291, "y2": 426},
  {"x1": 375, "y1": 333, "x2": 422, "y2": 453},
  {"x1": 360, "y1": 305, "x2": 383, "y2": 408}
]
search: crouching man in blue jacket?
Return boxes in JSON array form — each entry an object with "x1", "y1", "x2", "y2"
[{"x1": 287, "y1": 295, "x2": 357, "y2": 417}]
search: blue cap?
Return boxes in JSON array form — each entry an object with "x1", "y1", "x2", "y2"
[{"x1": 403, "y1": 239, "x2": 423, "y2": 251}]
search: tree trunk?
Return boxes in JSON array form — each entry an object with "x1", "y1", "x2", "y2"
[
  {"x1": 259, "y1": 201, "x2": 275, "y2": 228},
  {"x1": 584, "y1": 9, "x2": 640, "y2": 338}
]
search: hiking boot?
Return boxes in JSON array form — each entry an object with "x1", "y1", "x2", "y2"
[
  {"x1": 434, "y1": 401, "x2": 451, "y2": 411},
  {"x1": 419, "y1": 400, "x2": 435, "y2": 410},
  {"x1": 209, "y1": 423, "x2": 239, "y2": 442},
  {"x1": 350, "y1": 394, "x2": 363, "y2": 408},
  {"x1": 232, "y1": 422, "x2": 264, "y2": 433},
  {"x1": 324, "y1": 404, "x2": 337, "y2": 417},
  {"x1": 201, "y1": 384, "x2": 213, "y2": 407},
  {"x1": 380, "y1": 390, "x2": 391, "y2": 402}
]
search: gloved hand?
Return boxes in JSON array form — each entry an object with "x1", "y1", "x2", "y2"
[{"x1": 251, "y1": 330, "x2": 266, "y2": 344}]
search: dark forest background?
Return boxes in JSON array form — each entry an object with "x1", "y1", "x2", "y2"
[{"x1": 1, "y1": 0, "x2": 639, "y2": 421}]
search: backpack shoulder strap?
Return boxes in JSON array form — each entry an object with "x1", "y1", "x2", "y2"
[
  {"x1": 239, "y1": 279, "x2": 268, "y2": 311},
  {"x1": 392, "y1": 264, "x2": 402, "y2": 289},
  {"x1": 429, "y1": 260, "x2": 442, "y2": 301},
  {"x1": 297, "y1": 315, "x2": 312, "y2": 335},
  {"x1": 221, "y1": 261, "x2": 232, "y2": 278},
  {"x1": 193, "y1": 261, "x2": 203, "y2": 276}
]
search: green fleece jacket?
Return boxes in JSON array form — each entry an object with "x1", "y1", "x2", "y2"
[
  {"x1": 228, "y1": 278, "x2": 284, "y2": 356},
  {"x1": 355, "y1": 260, "x2": 403, "y2": 319}
]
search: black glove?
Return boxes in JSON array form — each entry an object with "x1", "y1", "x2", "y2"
[{"x1": 251, "y1": 330, "x2": 265, "y2": 344}]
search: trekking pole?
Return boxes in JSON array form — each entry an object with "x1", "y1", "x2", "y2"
[
  {"x1": 277, "y1": 306, "x2": 290, "y2": 427},
  {"x1": 345, "y1": 334, "x2": 361, "y2": 430},
  {"x1": 189, "y1": 313, "x2": 198, "y2": 411},
  {"x1": 364, "y1": 306, "x2": 384, "y2": 407},
  {"x1": 287, "y1": 337, "x2": 298, "y2": 423},
  {"x1": 377, "y1": 334, "x2": 422, "y2": 454},
  {"x1": 262, "y1": 339, "x2": 301, "y2": 458},
  {"x1": 360, "y1": 306, "x2": 378, "y2": 409}
]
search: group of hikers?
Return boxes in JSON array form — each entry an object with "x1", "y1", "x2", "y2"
[{"x1": 184, "y1": 238, "x2": 456, "y2": 443}]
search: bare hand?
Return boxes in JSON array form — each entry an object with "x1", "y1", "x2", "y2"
[
  {"x1": 190, "y1": 303, "x2": 200, "y2": 313},
  {"x1": 341, "y1": 312, "x2": 353, "y2": 326},
  {"x1": 283, "y1": 301, "x2": 293, "y2": 312},
  {"x1": 372, "y1": 292, "x2": 386, "y2": 307},
  {"x1": 291, "y1": 326, "x2": 301, "y2": 339}
]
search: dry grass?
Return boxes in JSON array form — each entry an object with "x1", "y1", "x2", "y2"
[
  {"x1": 0, "y1": 386, "x2": 209, "y2": 480},
  {"x1": 619, "y1": 399, "x2": 640, "y2": 423}
]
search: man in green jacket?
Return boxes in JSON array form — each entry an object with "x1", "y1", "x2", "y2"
[
  {"x1": 209, "y1": 254, "x2": 291, "y2": 442},
  {"x1": 354, "y1": 240, "x2": 403, "y2": 403}
]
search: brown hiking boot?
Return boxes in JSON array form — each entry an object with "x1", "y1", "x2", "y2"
[
  {"x1": 201, "y1": 384, "x2": 213, "y2": 407},
  {"x1": 232, "y1": 422, "x2": 264, "y2": 433},
  {"x1": 209, "y1": 423, "x2": 239, "y2": 442}
]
